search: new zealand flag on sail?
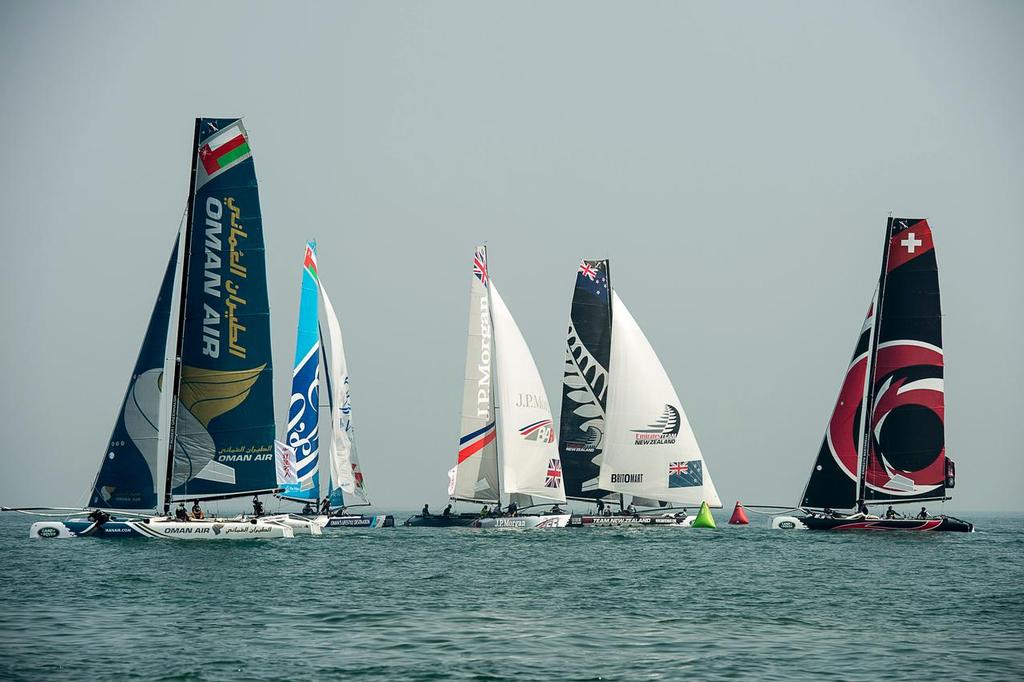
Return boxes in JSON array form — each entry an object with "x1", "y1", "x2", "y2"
[{"x1": 668, "y1": 460, "x2": 703, "y2": 488}]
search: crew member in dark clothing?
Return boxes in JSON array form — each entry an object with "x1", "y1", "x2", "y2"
[
  {"x1": 88, "y1": 509, "x2": 110, "y2": 525},
  {"x1": 550, "y1": 504, "x2": 564, "y2": 515},
  {"x1": 191, "y1": 500, "x2": 204, "y2": 520},
  {"x1": 507, "y1": 500, "x2": 519, "y2": 517},
  {"x1": 301, "y1": 502, "x2": 314, "y2": 515},
  {"x1": 175, "y1": 502, "x2": 190, "y2": 522},
  {"x1": 320, "y1": 498, "x2": 331, "y2": 515},
  {"x1": 916, "y1": 507, "x2": 928, "y2": 520},
  {"x1": 596, "y1": 498, "x2": 605, "y2": 515},
  {"x1": 857, "y1": 501, "x2": 869, "y2": 515},
  {"x1": 884, "y1": 505, "x2": 898, "y2": 519},
  {"x1": 421, "y1": 504, "x2": 431, "y2": 517},
  {"x1": 252, "y1": 496, "x2": 264, "y2": 517},
  {"x1": 442, "y1": 504, "x2": 452, "y2": 518}
]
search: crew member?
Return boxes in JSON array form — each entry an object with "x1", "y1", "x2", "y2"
[
  {"x1": 596, "y1": 498, "x2": 605, "y2": 515},
  {"x1": 550, "y1": 504, "x2": 564, "y2": 515},
  {"x1": 252, "y1": 496, "x2": 265, "y2": 517},
  {"x1": 191, "y1": 500, "x2": 204, "y2": 520},
  {"x1": 88, "y1": 509, "x2": 110, "y2": 525},
  {"x1": 507, "y1": 500, "x2": 519, "y2": 517},
  {"x1": 421, "y1": 503, "x2": 431, "y2": 517},
  {"x1": 175, "y1": 502, "x2": 190, "y2": 522},
  {"x1": 480, "y1": 504, "x2": 490, "y2": 518},
  {"x1": 320, "y1": 498, "x2": 331, "y2": 515},
  {"x1": 916, "y1": 507, "x2": 928, "y2": 520},
  {"x1": 442, "y1": 504, "x2": 452, "y2": 518},
  {"x1": 302, "y1": 502, "x2": 314, "y2": 515},
  {"x1": 884, "y1": 505, "x2": 898, "y2": 519}
]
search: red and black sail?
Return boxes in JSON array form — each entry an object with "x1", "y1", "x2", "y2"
[
  {"x1": 862, "y1": 218, "x2": 946, "y2": 503},
  {"x1": 801, "y1": 218, "x2": 949, "y2": 509}
]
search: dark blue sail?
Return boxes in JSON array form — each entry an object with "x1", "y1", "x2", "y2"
[
  {"x1": 89, "y1": 240, "x2": 179, "y2": 509},
  {"x1": 558, "y1": 259, "x2": 613, "y2": 500},
  {"x1": 169, "y1": 118, "x2": 277, "y2": 500}
]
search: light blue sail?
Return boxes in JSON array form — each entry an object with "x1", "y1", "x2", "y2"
[{"x1": 281, "y1": 242, "x2": 321, "y2": 501}]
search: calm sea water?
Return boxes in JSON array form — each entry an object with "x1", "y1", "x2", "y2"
[{"x1": 0, "y1": 511, "x2": 1021, "y2": 681}]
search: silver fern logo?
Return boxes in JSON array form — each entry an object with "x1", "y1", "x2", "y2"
[
  {"x1": 561, "y1": 321, "x2": 608, "y2": 452},
  {"x1": 631, "y1": 405, "x2": 680, "y2": 445}
]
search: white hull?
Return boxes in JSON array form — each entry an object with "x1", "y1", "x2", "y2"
[
  {"x1": 259, "y1": 514, "x2": 326, "y2": 535},
  {"x1": 474, "y1": 514, "x2": 571, "y2": 529},
  {"x1": 30, "y1": 517, "x2": 295, "y2": 539}
]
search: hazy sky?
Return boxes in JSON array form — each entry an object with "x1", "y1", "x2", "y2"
[{"x1": 1, "y1": 1, "x2": 1021, "y2": 512}]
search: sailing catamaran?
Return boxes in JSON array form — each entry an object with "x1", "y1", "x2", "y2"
[
  {"x1": 267, "y1": 242, "x2": 393, "y2": 529},
  {"x1": 559, "y1": 259, "x2": 721, "y2": 527},
  {"x1": 772, "y1": 218, "x2": 972, "y2": 532},
  {"x1": 19, "y1": 118, "x2": 300, "y2": 539},
  {"x1": 405, "y1": 246, "x2": 569, "y2": 529}
]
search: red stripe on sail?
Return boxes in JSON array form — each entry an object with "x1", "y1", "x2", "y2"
[{"x1": 457, "y1": 429, "x2": 496, "y2": 463}]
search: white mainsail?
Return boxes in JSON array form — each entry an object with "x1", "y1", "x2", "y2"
[
  {"x1": 452, "y1": 246, "x2": 501, "y2": 502},
  {"x1": 319, "y1": 279, "x2": 369, "y2": 505},
  {"x1": 599, "y1": 292, "x2": 720, "y2": 507},
  {"x1": 489, "y1": 281, "x2": 566, "y2": 503}
]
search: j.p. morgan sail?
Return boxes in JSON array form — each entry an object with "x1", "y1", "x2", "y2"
[
  {"x1": 27, "y1": 118, "x2": 297, "y2": 539},
  {"x1": 407, "y1": 246, "x2": 567, "y2": 528},
  {"x1": 558, "y1": 260, "x2": 720, "y2": 526},
  {"x1": 775, "y1": 218, "x2": 972, "y2": 532}
]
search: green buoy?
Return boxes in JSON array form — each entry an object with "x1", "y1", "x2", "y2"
[{"x1": 692, "y1": 501, "x2": 716, "y2": 528}]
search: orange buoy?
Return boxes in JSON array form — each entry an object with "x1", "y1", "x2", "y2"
[{"x1": 728, "y1": 501, "x2": 749, "y2": 525}]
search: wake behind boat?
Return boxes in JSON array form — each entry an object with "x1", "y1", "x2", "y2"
[
  {"x1": 405, "y1": 246, "x2": 569, "y2": 529},
  {"x1": 14, "y1": 118, "x2": 302, "y2": 539},
  {"x1": 772, "y1": 218, "x2": 973, "y2": 533}
]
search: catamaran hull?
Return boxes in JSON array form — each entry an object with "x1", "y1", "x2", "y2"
[
  {"x1": 569, "y1": 514, "x2": 693, "y2": 528},
  {"x1": 772, "y1": 515, "x2": 973, "y2": 532},
  {"x1": 325, "y1": 514, "x2": 395, "y2": 528},
  {"x1": 252, "y1": 514, "x2": 323, "y2": 535},
  {"x1": 30, "y1": 518, "x2": 295, "y2": 539},
  {"x1": 474, "y1": 514, "x2": 570, "y2": 529}
]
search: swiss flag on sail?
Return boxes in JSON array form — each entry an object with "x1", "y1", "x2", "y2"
[{"x1": 887, "y1": 220, "x2": 934, "y2": 272}]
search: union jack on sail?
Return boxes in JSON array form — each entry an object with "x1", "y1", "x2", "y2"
[
  {"x1": 473, "y1": 247, "x2": 488, "y2": 285},
  {"x1": 545, "y1": 458, "x2": 563, "y2": 488}
]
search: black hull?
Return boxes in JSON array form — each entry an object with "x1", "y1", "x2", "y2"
[
  {"x1": 403, "y1": 513, "x2": 480, "y2": 528},
  {"x1": 801, "y1": 515, "x2": 973, "y2": 532}
]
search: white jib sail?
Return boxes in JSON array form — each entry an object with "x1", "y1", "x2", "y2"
[
  {"x1": 599, "y1": 292, "x2": 720, "y2": 507},
  {"x1": 319, "y1": 280, "x2": 369, "y2": 505},
  {"x1": 489, "y1": 281, "x2": 566, "y2": 503}
]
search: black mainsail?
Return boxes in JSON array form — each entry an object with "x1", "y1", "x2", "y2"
[{"x1": 558, "y1": 259, "x2": 613, "y2": 501}]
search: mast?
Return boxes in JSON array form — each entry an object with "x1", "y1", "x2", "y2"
[
  {"x1": 161, "y1": 120, "x2": 201, "y2": 515},
  {"x1": 319, "y1": 323, "x2": 332, "y2": 508},
  {"x1": 487, "y1": 266, "x2": 502, "y2": 505},
  {"x1": 856, "y1": 217, "x2": 894, "y2": 508}
]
